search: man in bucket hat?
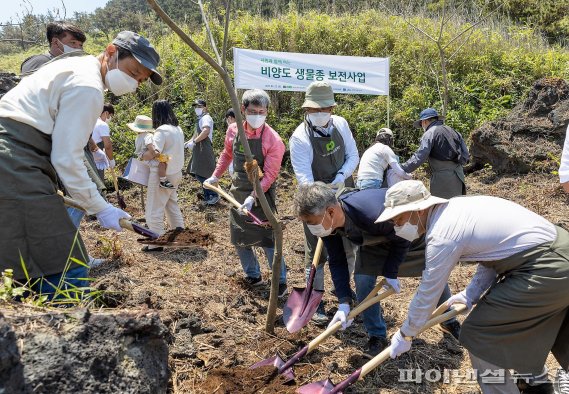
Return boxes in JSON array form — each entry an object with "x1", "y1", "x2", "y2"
[
  {"x1": 376, "y1": 180, "x2": 569, "y2": 393},
  {"x1": 402, "y1": 108, "x2": 469, "y2": 199},
  {"x1": 289, "y1": 81, "x2": 360, "y2": 323},
  {"x1": 0, "y1": 31, "x2": 162, "y2": 299}
]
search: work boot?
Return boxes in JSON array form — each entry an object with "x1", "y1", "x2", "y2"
[
  {"x1": 439, "y1": 319, "x2": 461, "y2": 340},
  {"x1": 244, "y1": 276, "x2": 265, "y2": 287},
  {"x1": 363, "y1": 336, "x2": 389, "y2": 359},
  {"x1": 277, "y1": 283, "x2": 288, "y2": 299},
  {"x1": 555, "y1": 368, "x2": 569, "y2": 394},
  {"x1": 311, "y1": 301, "x2": 328, "y2": 326}
]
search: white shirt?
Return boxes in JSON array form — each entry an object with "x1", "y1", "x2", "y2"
[
  {"x1": 357, "y1": 142, "x2": 399, "y2": 181},
  {"x1": 402, "y1": 195, "x2": 556, "y2": 337},
  {"x1": 559, "y1": 124, "x2": 569, "y2": 183},
  {"x1": 0, "y1": 55, "x2": 106, "y2": 214},
  {"x1": 92, "y1": 117, "x2": 110, "y2": 144},
  {"x1": 198, "y1": 114, "x2": 214, "y2": 142},
  {"x1": 289, "y1": 115, "x2": 359, "y2": 184},
  {"x1": 151, "y1": 125, "x2": 185, "y2": 175}
]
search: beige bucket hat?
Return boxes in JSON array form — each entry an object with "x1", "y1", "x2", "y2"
[
  {"x1": 375, "y1": 180, "x2": 448, "y2": 223},
  {"x1": 127, "y1": 115, "x2": 154, "y2": 133},
  {"x1": 302, "y1": 81, "x2": 337, "y2": 108}
]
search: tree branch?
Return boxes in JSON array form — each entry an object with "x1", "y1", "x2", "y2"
[
  {"x1": 221, "y1": 0, "x2": 230, "y2": 69},
  {"x1": 198, "y1": 0, "x2": 222, "y2": 64}
]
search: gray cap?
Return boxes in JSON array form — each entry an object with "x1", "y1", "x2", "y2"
[
  {"x1": 113, "y1": 31, "x2": 162, "y2": 85},
  {"x1": 302, "y1": 81, "x2": 336, "y2": 108}
]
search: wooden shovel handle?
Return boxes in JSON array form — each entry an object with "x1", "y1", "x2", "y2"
[
  {"x1": 359, "y1": 304, "x2": 468, "y2": 378},
  {"x1": 306, "y1": 284, "x2": 394, "y2": 353},
  {"x1": 203, "y1": 182, "x2": 263, "y2": 224},
  {"x1": 110, "y1": 167, "x2": 120, "y2": 193},
  {"x1": 312, "y1": 238, "x2": 324, "y2": 268}
]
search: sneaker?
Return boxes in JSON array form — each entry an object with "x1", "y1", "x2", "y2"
[
  {"x1": 159, "y1": 180, "x2": 175, "y2": 189},
  {"x1": 311, "y1": 301, "x2": 328, "y2": 326},
  {"x1": 521, "y1": 382, "x2": 554, "y2": 394},
  {"x1": 555, "y1": 368, "x2": 569, "y2": 394},
  {"x1": 244, "y1": 276, "x2": 265, "y2": 287},
  {"x1": 88, "y1": 256, "x2": 106, "y2": 269},
  {"x1": 141, "y1": 245, "x2": 164, "y2": 252},
  {"x1": 277, "y1": 283, "x2": 288, "y2": 299},
  {"x1": 206, "y1": 195, "x2": 220, "y2": 205},
  {"x1": 363, "y1": 336, "x2": 389, "y2": 359},
  {"x1": 439, "y1": 319, "x2": 461, "y2": 340}
]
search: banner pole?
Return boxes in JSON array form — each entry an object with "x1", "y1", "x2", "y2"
[{"x1": 387, "y1": 94, "x2": 390, "y2": 128}]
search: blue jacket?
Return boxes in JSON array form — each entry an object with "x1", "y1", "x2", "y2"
[{"x1": 322, "y1": 188, "x2": 410, "y2": 304}]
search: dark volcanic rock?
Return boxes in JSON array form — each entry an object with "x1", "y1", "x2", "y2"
[
  {"x1": 470, "y1": 77, "x2": 569, "y2": 173},
  {"x1": 0, "y1": 72, "x2": 19, "y2": 98},
  {"x1": 0, "y1": 308, "x2": 169, "y2": 394}
]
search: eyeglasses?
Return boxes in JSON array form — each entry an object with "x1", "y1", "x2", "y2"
[{"x1": 245, "y1": 109, "x2": 267, "y2": 116}]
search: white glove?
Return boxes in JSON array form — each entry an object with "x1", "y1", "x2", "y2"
[
  {"x1": 109, "y1": 159, "x2": 116, "y2": 168},
  {"x1": 96, "y1": 205, "x2": 132, "y2": 232},
  {"x1": 446, "y1": 290, "x2": 472, "y2": 310},
  {"x1": 184, "y1": 140, "x2": 196, "y2": 150},
  {"x1": 384, "y1": 278, "x2": 401, "y2": 293},
  {"x1": 327, "y1": 303, "x2": 353, "y2": 330},
  {"x1": 239, "y1": 195, "x2": 255, "y2": 215},
  {"x1": 204, "y1": 175, "x2": 218, "y2": 185},
  {"x1": 93, "y1": 148, "x2": 110, "y2": 170},
  {"x1": 331, "y1": 173, "x2": 345, "y2": 188},
  {"x1": 390, "y1": 329, "x2": 412, "y2": 359}
]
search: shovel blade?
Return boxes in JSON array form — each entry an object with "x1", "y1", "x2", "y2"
[
  {"x1": 296, "y1": 378, "x2": 336, "y2": 394},
  {"x1": 250, "y1": 354, "x2": 295, "y2": 382},
  {"x1": 283, "y1": 287, "x2": 324, "y2": 333}
]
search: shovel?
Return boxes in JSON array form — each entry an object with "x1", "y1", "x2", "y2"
[
  {"x1": 296, "y1": 303, "x2": 468, "y2": 394},
  {"x1": 60, "y1": 193, "x2": 158, "y2": 238},
  {"x1": 203, "y1": 182, "x2": 265, "y2": 225},
  {"x1": 251, "y1": 279, "x2": 395, "y2": 381},
  {"x1": 283, "y1": 238, "x2": 325, "y2": 333},
  {"x1": 110, "y1": 167, "x2": 127, "y2": 209}
]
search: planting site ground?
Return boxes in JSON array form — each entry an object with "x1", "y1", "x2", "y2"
[{"x1": 80, "y1": 168, "x2": 568, "y2": 393}]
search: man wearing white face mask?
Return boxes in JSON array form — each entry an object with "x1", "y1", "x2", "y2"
[
  {"x1": 204, "y1": 89, "x2": 288, "y2": 296},
  {"x1": 21, "y1": 21, "x2": 86, "y2": 75},
  {"x1": 0, "y1": 31, "x2": 162, "y2": 298},
  {"x1": 376, "y1": 180, "x2": 569, "y2": 394},
  {"x1": 289, "y1": 81, "x2": 360, "y2": 323},
  {"x1": 186, "y1": 99, "x2": 219, "y2": 204}
]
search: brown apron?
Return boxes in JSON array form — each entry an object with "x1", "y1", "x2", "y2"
[
  {"x1": 461, "y1": 226, "x2": 569, "y2": 373},
  {"x1": 0, "y1": 117, "x2": 87, "y2": 280},
  {"x1": 187, "y1": 118, "x2": 216, "y2": 178},
  {"x1": 229, "y1": 125, "x2": 276, "y2": 248},
  {"x1": 303, "y1": 121, "x2": 355, "y2": 266},
  {"x1": 428, "y1": 157, "x2": 466, "y2": 199}
]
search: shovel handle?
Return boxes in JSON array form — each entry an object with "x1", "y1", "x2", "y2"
[
  {"x1": 110, "y1": 167, "x2": 120, "y2": 194},
  {"x1": 359, "y1": 304, "x2": 468, "y2": 379},
  {"x1": 203, "y1": 182, "x2": 264, "y2": 225},
  {"x1": 306, "y1": 285, "x2": 394, "y2": 353},
  {"x1": 311, "y1": 238, "x2": 325, "y2": 268}
]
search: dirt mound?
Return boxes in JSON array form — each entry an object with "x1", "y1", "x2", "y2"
[
  {"x1": 140, "y1": 227, "x2": 214, "y2": 247},
  {"x1": 196, "y1": 365, "x2": 293, "y2": 393},
  {"x1": 469, "y1": 77, "x2": 569, "y2": 173},
  {"x1": 0, "y1": 307, "x2": 169, "y2": 394},
  {"x1": 0, "y1": 72, "x2": 19, "y2": 98}
]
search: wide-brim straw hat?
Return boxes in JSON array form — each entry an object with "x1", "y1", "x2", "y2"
[
  {"x1": 375, "y1": 180, "x2": 448, "y2": 223},
  {"x1": 127, "y1": 115, "x2": 154, "y2": 133},
  {"x1": 302, "y1": 81, "x2": 337, "y2": 108}
]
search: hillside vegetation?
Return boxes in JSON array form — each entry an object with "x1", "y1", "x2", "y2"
[{"x1": 1, "y1": 8, "x2": 568, "y2": 167}]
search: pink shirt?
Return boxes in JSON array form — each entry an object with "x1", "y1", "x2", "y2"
[{"x1": 213, "y1": 122, "x2": 285, "y2": 192}]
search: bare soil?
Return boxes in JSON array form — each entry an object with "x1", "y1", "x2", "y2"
[
  {"x1": 140, "y1": 227, "x2": 214, "y2": 247},
  {"x1": 81, "y1": 168, "x2": 568, "y2": 393}
]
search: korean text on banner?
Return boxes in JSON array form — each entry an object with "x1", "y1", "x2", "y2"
[{"x1": 233, "y1": 48, "x2": 389, "y2": 95}]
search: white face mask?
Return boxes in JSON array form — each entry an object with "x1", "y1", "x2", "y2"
[
  {"x1": 307, "y1": 211, "x2": 334, "y2": 238},
  {"x1": 246, "y1": 114, "x2": 266, "y2": 129},
  {"x1": 104, "y1": 54, "x2": 139, "y2": 96},
  {"x1": 195, "y1": 108, "x2": 203, "y2": 116},
  {"x1": 394, "y1": 220, "x2": 420, "y2": 242},
  {"x1": 105, "y1": 116, "x2": 112, "y2": 124},
  {"x1": 57, "y1": 39, "x2": 81, "y2": 54},
  {"x1": 308, "y1": 112, "x2": 331, "y2": 127}
]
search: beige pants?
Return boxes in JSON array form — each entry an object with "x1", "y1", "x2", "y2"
[{"x1": 145, "y1": 168, "x2": 184, "y2": 236}]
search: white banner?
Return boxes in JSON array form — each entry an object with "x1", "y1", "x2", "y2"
[{"x1": 233, "y1": 48, "x2": 389, "y2": 96}]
